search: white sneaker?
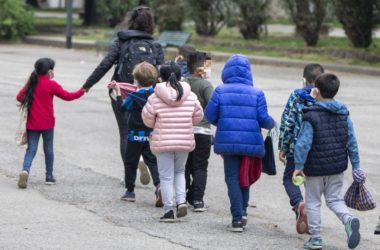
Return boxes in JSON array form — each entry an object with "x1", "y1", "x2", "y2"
[
  {"x1": 18, "y1": 170, "x2": 29, "y2": 189},
  {"x1": 138, "y1": 161, "x2": 150, "y2": 185}
]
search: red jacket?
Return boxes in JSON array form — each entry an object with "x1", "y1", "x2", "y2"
[{"x1": 16, "y1": 75, "x2": 85, "y2": 130}]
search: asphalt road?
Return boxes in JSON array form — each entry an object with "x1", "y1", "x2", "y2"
[{"x1": 0, "y1": 44, "x2": 379, "y2": 250}]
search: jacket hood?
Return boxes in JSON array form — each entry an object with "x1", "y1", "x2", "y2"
[
  {"x1": 295, "y1": 87, "x2": 315, "y2": 103},
  {"x1": 117, "y1": 30, "x2": 153, "y2": 41},
  {"x1": 221, "y1": 54, "x2": 253, "y2": 86},
  {"x1": 155, "y1": 81, "x2": 191, "y2": 106},
  {"x1": 316, "y1": 100, "x2": 349, "y2": 115}
]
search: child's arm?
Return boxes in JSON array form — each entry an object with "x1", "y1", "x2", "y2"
[
  {"x1": 114, "y1": 83, "x2": 133, "y2": 112},
  {"x1": 256, "y1": 90, "x2": 275, "y2": 130},
  {"x1": 278, "y1": 93, "x2": 296, "y2": 152},
  {"x1": 294, "y1": 121, "x2": 313, "y2": 171},
  {"x1": 204, "y1": 88, "x2": 220, "y2": 125},
  {"x1": 141, "y1": 96, "x2": 156, "y2": 128},
  {"x1": 192, "y1": 98, "x2": 204, "y2": 125},
  {"x1": 202, "y1": 81, "x2": 214, "y2": 103},
  {"x1": 16, "y1": 85, "x2": 26, "y2": 102},
  {"x1": 347, "y1": 117, "x2": 360, "y2": 170},
  {"x1": 51, "y1": 81, "x2": 85, "y2": 101}
]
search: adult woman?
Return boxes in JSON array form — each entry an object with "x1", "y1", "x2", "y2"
[
  {"x1": 82, "y1": 6, "x2": 164, "y2": 187},
  {"x1": 205, "y1": 54, "x2": 275, "y2": 232}
]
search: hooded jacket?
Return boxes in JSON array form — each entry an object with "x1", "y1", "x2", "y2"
[
  {"x1": 83, "y1": 30, "x2": 164, "y2": 90},
  {"x1": 295, "y1": 100, "x2": 360, "y2": 175},
  {"x1": 204, "y1": 54, "x2": 274, "y2": 157},
  {"x1": 141, "y1": 81, "x2": 204, "y2": 153},
  {"x1": 279, "y1": 86, "x2": 315, "y2": 157}
]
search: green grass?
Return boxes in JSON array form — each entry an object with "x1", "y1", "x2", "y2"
[{"x1": 34, "y1": 17, "x2": 82, "y2": 27}]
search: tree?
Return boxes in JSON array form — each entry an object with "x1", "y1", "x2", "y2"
[
  {"x1": 234, "y1": 0, "x2": 270, "y2": 39},
  {"x1": 335, "y1": 0, "x2": 374, "y2": 48},
  {"x1": 0, "y1": 0, "x2": 34, "y2": 40},
  {"x1": 284, "y1": 0, "x2": 327, "y2": 46},
  {"x1": 153, "y1": 0, "x2": 185, "y2": 31},
  {"x1": 96, "y1": 0, "x2": 138, "y2": 27},
  {"x1": 186, "y1": 0, "x2": 227, "y2": 36}
]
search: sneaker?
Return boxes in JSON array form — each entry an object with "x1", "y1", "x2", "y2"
[
  {"x1": 303, "y1": 237, "x2": 322, "y2": 249},
  {"x1": 120, "y1": 191, "x2": 136, "y2": 202},
  {"x1": 18, "y1": 170, "x2": 29, "y2": 189},
  {"x1": 375, "y1": 217, "x2": 380, "y2": 235},
  {"x1": 296, "y1": 202, "x2": 309, "y2": 234},
  {"x1": 159, "y1": 210, "x2": 175, "y2": 223},
  {"x1": 345, "y1": 217, "x2": 360, "y2": 249},
  {"x1": 138, "y1": 161, "x2": 150, "y2": 185},
  {"x1": 193, "y1": 200, "x2": 207, "y2": 212},
  {"x1": 242, "y1": 212, "x2": 248, "y2": 227},
  {"x1": 45, "y1": 175, "x2": 56, "y2": 185},
  {"x1": 155, "y1": 186, "x2": 163, "y2": 207},
  {"x1": 176, "y1": 203, "x2": 188, "y2": 218},
  {"x1": 227, "y1": 220, "x2": 244, "y2": 233}
]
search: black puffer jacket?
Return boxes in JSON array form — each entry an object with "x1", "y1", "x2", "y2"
[{"x1": 83, "y1": 30, "x2": 164, "y2": 90}]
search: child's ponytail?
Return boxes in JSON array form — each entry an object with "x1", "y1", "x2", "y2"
[{"x1": 160, "y1": 62, "x2": 183, "y2": 101}]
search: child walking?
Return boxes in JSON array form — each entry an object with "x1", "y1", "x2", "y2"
[
  {"x1": 184, "y1": 51, "x2": 214, "y2": 211},
  {"x1": 16, "y1": 58, "x2": 85, "y2": 188},
  {"x1": 142, "y1": 62, "x2": 203, "y2": 222},
  {"x1": 113, "y1": 62, "x2": 162, "y2": 207},
  {"x1": 278, "y1": 63, "x2": 324, "y2": 234},
  {"x1": 205, "y1": 55, "x2": 275, "y2": 232},
  {"x1": 293, "y1": 73, "x2": 361, "y2": 249}
]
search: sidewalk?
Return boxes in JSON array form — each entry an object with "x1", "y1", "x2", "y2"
[
  {"x1": 23, "y1": 35, "x2": 380, "y2": 77},
  {"x1": 0, "y1": 174, "x2": 185, "y2": 250}
]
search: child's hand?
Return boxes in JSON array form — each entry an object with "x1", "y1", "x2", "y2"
[
  {"x1": 292, "y1": 169, "x2": 305, "y2": 183},
  {"x1": 279, "y1": 151, "x2": 286, "y2": 164},
  {"x1": 113, "y1": 82, "x2": 121, "y2": 96}
]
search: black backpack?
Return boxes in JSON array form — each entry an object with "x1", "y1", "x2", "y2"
[{"x1": 116, "y1": 38, "x2": 159, "y2": 83}]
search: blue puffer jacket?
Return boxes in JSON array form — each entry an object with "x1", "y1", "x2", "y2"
[{"x1": 205, "y1": 54, "x2": 275, "y2": 157}]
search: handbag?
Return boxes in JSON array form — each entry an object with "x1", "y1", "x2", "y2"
[
  {"x1": 240, "y1": 156, "x2": 262, "y2": 188},
  {"x1": 344, "y1": 169, "x2": 376, "y2": 211},
  {"x1": 15, "y1": 106, "x2": 27, "y2": 146},
  {"x1": 262, "y1": 132, "x2": 276, "y2": 175}
]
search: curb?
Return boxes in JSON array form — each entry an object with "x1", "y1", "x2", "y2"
[{"x1": 23, "y1": 35, "x2": 380, "y2": 76}]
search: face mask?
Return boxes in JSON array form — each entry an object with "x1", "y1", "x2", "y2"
[
  {"x1": 204, "y1": 68, "x2": 211, "y2": 79},
  {"x1": 310, "y1": 88, "x2": 318, "y2": 99}
]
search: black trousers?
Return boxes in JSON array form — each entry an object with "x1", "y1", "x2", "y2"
[
  {"x1": 185, "y1": 133, "x2": 212, "y2": 202},
  {"x1": 124, "y1": 140, "x2": 160, "y2": 191},
  {"x1": 110, "y1": 96, "x2": 159, "y2": 187}
]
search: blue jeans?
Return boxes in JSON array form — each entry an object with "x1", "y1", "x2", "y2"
[
  {"x1": 224, "y1": 155, "x2": 249, "y2": 222},
  {"x1": 22, "y1": 129, "x2": 54, "y2": 177},
  {"x1": 283, "y1": 157, "x2": 303, "y2": 209}
]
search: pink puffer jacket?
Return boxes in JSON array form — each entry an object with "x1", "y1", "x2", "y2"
[{"x1": 142, "y1": 81, "x2": 204, "y2": 154}]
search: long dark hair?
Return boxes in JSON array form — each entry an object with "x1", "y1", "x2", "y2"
[
  {"x1": 160, "y1": 62, "x2": 183, "y2": 101},
  {"x1": 127, "y1": 6, "x2": 154, "y2": 34},
  {"x1": 21, "y1": 58, "x2": 55, "y2": 110}
]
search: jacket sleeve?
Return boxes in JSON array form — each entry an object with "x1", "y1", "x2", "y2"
[
  {"x1": 256, "y1": 90, "x2": 275, "y2": 130},
  {"x1": 294, "y1": 121, "x2": 313, "y2": 171},
  {"x1": 278, "y1": 93, "x2": 294, "y2": 151},
  {"x1": 116, "y1": 96, "x2": 129, "y2": 112},
  {"x1": 141, "y1": 96, "x2": 156, "y2": 128},
  {"x1": 82, "y1": 39, "x2": 121, "y2": 90},
  {"x1": 16, "y1": 85, "x2": 26, "y2": 102},
  {"x1": 52, "y1": 81, "x2": 85, "y2": 101},
  {"x1": 192, "y1": 98, "x2": 204, "y2": 125},
  {"x1": 204, "y1": 88, "x2": 220, "y2": 126},
  {"x1": 202, "y1": 81, "x2": 214, "y2": 104},
  {"x1": 347, "y1": 117, "x2": 360, "y2": 170}
]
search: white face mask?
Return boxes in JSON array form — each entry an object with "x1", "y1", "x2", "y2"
[
  {"x1": 310, "y1": 88, "x2": 318, "y2": 99},
  {"x1": 204, "y1": 68, "x2": 211, "y2": 79}
]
